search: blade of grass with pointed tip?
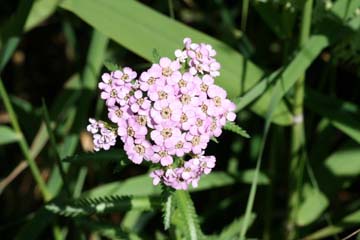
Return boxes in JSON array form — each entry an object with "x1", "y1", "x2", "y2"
[
  {"x1": 303, "y1": 209, "x2": 360, "y2": 240},
  {"x1": 82, "y1": 171, "x2": 242, "y2": 199},
  {"x1": 24, "y1": 0, "x2": 60, "y2": 31},
  {"x1": 219, "y1": 213, "x2": 256, "y2": 240},
  {"x1": 59, "y1": 0, "x2": 293, "y2": 125},
  {"x1": 0, "y1": 126, "x2": 20, "y2": 145},
  {"x1": 42, "y1": 100, "x2": 71, "y2": 196},
  {"x1": 239, "y1": 46, "x2": 310, "y2": 237},
  {"x1": 0, "y1": 0, "x2": 35, "y2": 71}
]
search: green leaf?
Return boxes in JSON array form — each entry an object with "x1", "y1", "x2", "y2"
[
  {"x1": 83, "y1": 174, "x2": 159, "y2": 198},
  {"x1": 0, "y1": 126, "x2": 20, "y2": 145},
  {"x1": 46, "y1": 195, "x2": 159, "y2": 217},
  {"x1": 104, "y1": 61, "x2": 120, "y2": 72},
  {"x1": 59, "y1": 0, "x2": 293, "y2": 125},
  {"x1": 162, "y1": 193, "x2": 173, "y2": 230},
  {"x1": 152, "y1": 48, "x2": 161, "y2": 63},
  {"x1": 331, "y1": 0, "x2": 360, "y2": 20},
  {"x1": 238, "y1": 169, "x2": 270, "y2": 185},
  {"x1": 63, "y1": 149, "x2": 128, "y2": 165},
  {"x1": 24, "y1": 0, "x2": 60, "y2": 31},
  {"x1": 15, "y1": 208, "x2": 57, "y2": 240},
  {"x1": 223, "y1": 122, "x2": 250, "y2": 138},
  {"x1": 303, "y1": 209, "x2": 360, "y2": 240},
  {"x1": 325, "y1": 142, "x2": 360, "y2": 177},
  {"x1": 77, "y1": 218, "x2": 140, "y2": 240},
  {"x1": 254, "y1": 1, "x2": 296, "y2": 39},
  {"x1": 296, "y1": 184, "x2": 329, "y2": 226},
  {"x1": 219, "y1": 213, "x2": 256, "y2": 240},
  {"x1": 173, "y1": 191, "x2": 203, "y2": 240},
  {"x1": 83, "y1": 171, "x2": 238, "y2": 199},
  {"x1": 305, "y1": 89, "x2": 360, "y2": 144}
]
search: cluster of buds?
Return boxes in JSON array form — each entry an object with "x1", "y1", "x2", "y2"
[{"x1": 87, "y1": 38, "x2": 236, "y2": 189}]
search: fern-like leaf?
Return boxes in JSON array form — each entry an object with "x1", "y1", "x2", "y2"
[
  {"x1": 45, "y1": 195, "x2": 160, "y2": 217},
  {"x1": 163, "y1": 194, "x2": 173, "y2": 230},
  {"x1": 161, "y1": 185, "x2": 174, "y2": 230},
  {"x1": 173, "y1": 191, "x2": 204, "y2": 240},
  {"x1": 223, "y1": 122, "x2": 250, "y2": 138}
]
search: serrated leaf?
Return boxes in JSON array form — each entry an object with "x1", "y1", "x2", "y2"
[
  {"x1": 173, "y1": 191, "x2": 203, "y2": 240},
  {"x1": 46, "y1": 195, "x2": 159, "y2": 217},
  {"x1": 0, "y1": 126, "x2": 20, "y2": 145},
  {"x1": 296, "y1": 184, "x2": 329, "y2": 226},
  {"x1": 223, "y1": 122, "x2": 250, "y2": 138},
  {"x1": 163, "y1": 194, "x2": 173, "y2": 230}
]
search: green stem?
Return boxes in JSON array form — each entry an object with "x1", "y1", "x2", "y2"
[
  {"x1": 241, "y1": 0, "x2": 250, "y2": 32},
  {"x1": 288, "y1": 0, "x2": 313, "y2": 239},
  {"x1": 42, "y1": 100, "x2": 71, "y2": 197},
  {"x1": 0, "y1": 78, "x2": 52, "y2": 201},
  {"x1": 263, "y1": 127, "x2": 281, "y2": 240},
  {"x1": 168, "y1": 0, "x2": 175, "y2": 19}
]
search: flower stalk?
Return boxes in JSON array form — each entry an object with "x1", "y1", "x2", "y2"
[{"x1": 288, "y1": 0, "x2": 313, "y2": 239}]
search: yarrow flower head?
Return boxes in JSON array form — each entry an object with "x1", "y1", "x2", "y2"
[{"x1": 87, "y1": 38, "x2": 236, "y2": 190}]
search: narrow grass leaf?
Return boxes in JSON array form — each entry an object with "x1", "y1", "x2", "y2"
[
  {"x1": 0, "y1": 126, "x2": 20, "y2": 145},
  {"x1": 219, "y1": 213, "x2": 256, "y2": 240},
  {"x1": 239, "y1": 53, "x2": 301, "y2": 238},
  {"x1": 59, "y1": 0, "x2": 293, "y2": 125},
  {"x1": 0, "y1": 0, "x2": 35, "y2": 71},
  {"x1": 83, "y1": 171, "x2": 238, "y2": 199},
  {"x1": 42, "y1": 100, "x2": 71, "y2": 196},
  {"x1": 304, "y1": 209, "x2": 360, "y2": 239},
  {"x1": 77, "y1": 219, "x2": 140, "y2": 240},
  {"x1": 24, "y1": 0, "x2": 59, "y2": 31}
]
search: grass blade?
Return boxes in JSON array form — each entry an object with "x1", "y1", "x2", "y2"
[
  {"x1": 0, "y1": 126, "x2": 20, "y2": 145},
  {"x1": 59, "y1": 0, "x2": 293, "y2": 125}
]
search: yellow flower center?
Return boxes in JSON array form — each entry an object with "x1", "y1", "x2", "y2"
[
  {"x1": 161, "y1": 128, "x2": 172, "y2": 138},
  {"x1": 134, "y1": 144, "x2": 145, "y2": 154},
  {"x1": 162, "y1": 67, "x2": 173, "y2": 77}
]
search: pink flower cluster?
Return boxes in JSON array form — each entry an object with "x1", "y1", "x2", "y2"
[{"x1": 87, "y1": 38, "x2": 236, "y2": 190}]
